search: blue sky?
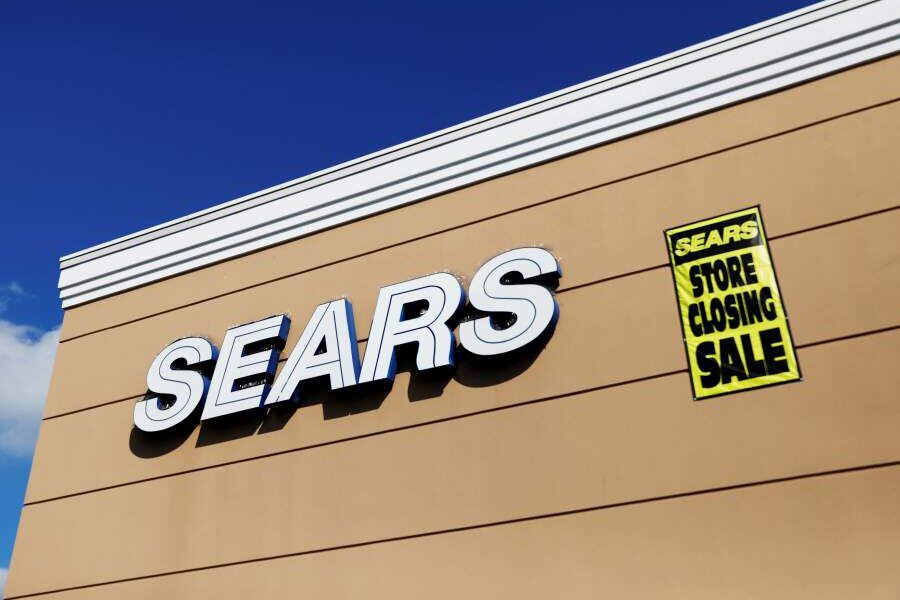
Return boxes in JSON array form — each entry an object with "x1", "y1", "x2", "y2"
[{"x1": 0, "y1": 0, "x2": 815, "y2": 589}]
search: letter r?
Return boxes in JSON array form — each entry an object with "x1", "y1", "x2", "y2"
[{"x1": 358, "y1": 272, "x2": 465, "y2": 384}]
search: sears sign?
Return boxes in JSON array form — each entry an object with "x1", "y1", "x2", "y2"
[{"x1": 135, "y1": 248, "x2": 561, "y2": 432}]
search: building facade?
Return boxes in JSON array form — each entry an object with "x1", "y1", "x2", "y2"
[{"x1": 7, "y1": 1, "x2": 900, "y2": 597}]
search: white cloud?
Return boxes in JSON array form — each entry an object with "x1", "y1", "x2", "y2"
[
  {"x1": 0, "y1": 566, "x2": 7, "y2": 596},
  {"x1": 0, "y1": 282, "x2": 25, "y2": 315},
  {"x1": 0, "y1": 320, "x2": 59, "y2": 457},
  {"x1": 0, "y1": 283, "x2": 24, "y2": 296}
]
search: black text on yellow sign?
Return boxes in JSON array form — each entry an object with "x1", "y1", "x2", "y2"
[{"x1": 664, "y1": 206, "x2": 801, "y2": 400}]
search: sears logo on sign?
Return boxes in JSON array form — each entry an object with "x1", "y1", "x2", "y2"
[{"x1": 134, "y1": 248, "x2": 561, "y2": 432}]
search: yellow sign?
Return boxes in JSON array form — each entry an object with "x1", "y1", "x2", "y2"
[{"x1": 664, "y1": 206, "x2": 801, "y2": 399}]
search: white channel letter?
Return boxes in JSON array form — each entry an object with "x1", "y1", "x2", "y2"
[
  {"x1": 134, "y1": 337, "x2": 217, "y2": 432},
  {"x1": 459, "y1": 247, "x2": 561, "y2": 356},
  {"x1": 358, "y1": 272, "x2": 465, "y2": 383},
  {"x1": 264, "y1": 299, "x2": 360, "y2": 405},
  {"x1": 201, "y1": 314, "x2": 290, "y2": 420}
]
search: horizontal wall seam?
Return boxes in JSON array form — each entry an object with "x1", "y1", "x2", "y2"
[
  {"x1": 10, "y1": 457, "x2": 900, "y2": 599},
  {"x1": 25, "y1": 324, "x2": 900, "y2": 507},
  {"x1": 57, "y1": 96, "x2": 900, "y2": 344},
  {"x1": 43, "y1": 202, "x2": 900, "y2": 421}
]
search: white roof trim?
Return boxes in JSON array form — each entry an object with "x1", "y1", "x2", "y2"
[{"x1": 59, "y1": 0, "x2": 900, "y2": 308}]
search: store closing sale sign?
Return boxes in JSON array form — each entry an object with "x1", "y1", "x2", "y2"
[{"x1": 665, "y1": 206, "x2": 801, "y2": 400}]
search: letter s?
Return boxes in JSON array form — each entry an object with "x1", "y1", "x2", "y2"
[
  {"x1": 741, "y1": 219, "x2": 758, "y2": 240},
  {"x1": 674, "y1": 237, "x2": 691, "y2": 257},
  {"x1": 460, "y1": 247, "x2": 561, "y2": 356},
  {"x1": 134, "y1": 337, "x2": 216, "y2": 432}
]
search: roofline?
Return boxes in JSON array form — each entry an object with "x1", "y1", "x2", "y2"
[{"x1": 58, "y1": 0, "x2": 900, "y2": 307}]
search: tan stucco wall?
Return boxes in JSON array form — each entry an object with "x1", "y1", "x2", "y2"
[{"x1": 7, "y1": 55, "x2": 900, "y2": 598}]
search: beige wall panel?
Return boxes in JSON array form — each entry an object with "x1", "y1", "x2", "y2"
[
  {"x1": 59, "y1": 56, "x2": 900, "y2": 341},
  {"x1": 9, "y1": 330, "x2": 900, "y2": 596},
  {"x1": 28, "y1": 208, "x2": 900, "y2": 502},
  {"x1": 31, "y1": 265, "x2": 686, "y2": 502},
  {"x1": 12, "y1": 465, "x2": 899, "y2": 600},
  {"x1": 26, "y1": 210, "x2": 900, "y2": 502},
  {"x1": 43, "y1": 104, "x2": 900, "y2": 417}
]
